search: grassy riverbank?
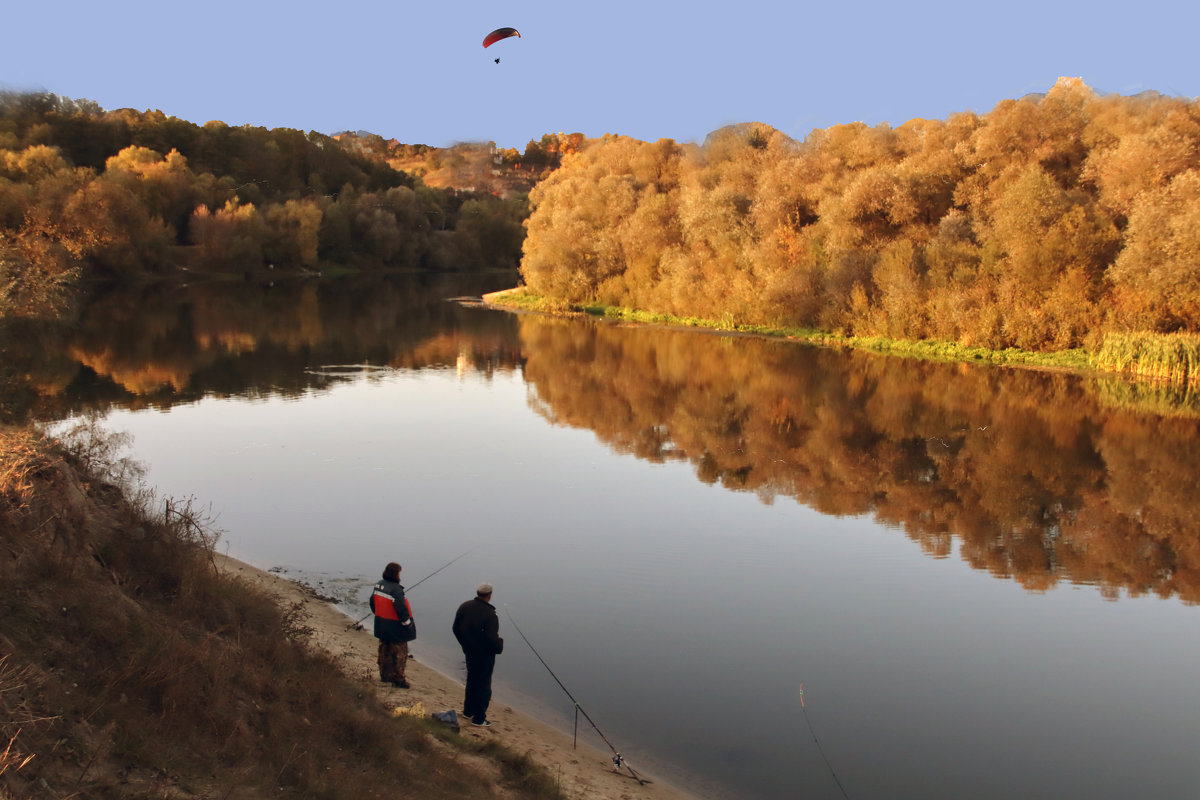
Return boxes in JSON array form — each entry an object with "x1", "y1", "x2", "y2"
[
  {"x1": 485, "y1": 288, "x2": 1200, "y2": 385},
  {"x1": 0, "y1": 421, "x2": 565, "y2": 800}
]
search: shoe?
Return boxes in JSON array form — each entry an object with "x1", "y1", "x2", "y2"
[
  {"x1": 471, "y1": 719, "x2": 492, "y2": 727},
  {"x1": 461, "y1": 710, "x2": 472, "y2": 719},
  {"x1": 392, "y1": 680, "x2": 410, "y2": 688}
]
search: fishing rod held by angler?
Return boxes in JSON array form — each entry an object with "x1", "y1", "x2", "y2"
[
  {"x1": 504, "y1": 607, "x2": 648, "y2": 786},
  {"x1": 348, "y1": 549, "x2": 473, "y2": 629}
]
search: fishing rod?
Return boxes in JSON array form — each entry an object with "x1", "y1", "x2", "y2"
[
  {"x1": 504, "y1": 607, "x2": 648, "y2": 786},
  {"x1": 348, "y1": 549, "x2": 473, "y2": 629},
  {"x1": 798, "y1": 683, "x2": 851, "y2": 799}
]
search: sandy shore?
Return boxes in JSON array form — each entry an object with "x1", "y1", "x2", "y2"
[{"x1": 215, "y1": 553, "x2": 700, "y2": 800}]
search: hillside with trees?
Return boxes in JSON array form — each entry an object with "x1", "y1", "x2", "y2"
[
  {"x1": 0, "y1": 93, "x2": 530, "y2": 318},
  {"x1": 333, "y1": 130, "x2": 587, "y2": 197},
  {"x1": 519, "y1": 78, "x2": 1200, "y2": 381}
]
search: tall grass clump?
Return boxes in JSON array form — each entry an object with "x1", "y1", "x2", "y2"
[{"x1": 1093, "y1": 332, "x2": 1200, "y2": 386}]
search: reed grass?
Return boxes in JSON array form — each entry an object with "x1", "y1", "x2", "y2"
[
  {"x1": 1090, "y1": 376, "x2": 1200, "y2": 418},
  {"x1": 1092, "y1": 331, "x2": 1200, "y2": 386}
]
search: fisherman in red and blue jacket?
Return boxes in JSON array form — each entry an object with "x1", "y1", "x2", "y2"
[{"x1": 370, "y1": 561, "x2": 416, "y2": 688}]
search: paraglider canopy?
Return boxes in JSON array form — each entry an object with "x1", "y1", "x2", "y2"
[{"x1": 483, "y1": 27, "x2": 520, "y2": 48}]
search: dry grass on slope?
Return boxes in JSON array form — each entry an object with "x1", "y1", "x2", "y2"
[{"x1": 0, "y1": 423, "x2": 564, "y2": 800}]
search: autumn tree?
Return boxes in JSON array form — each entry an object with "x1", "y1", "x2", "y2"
[
  {"x1": 1, "y1": 92, "x2": 531, "y2": 309},
  {"x1": 523, "y1": 136, "x2": 653, "y2": 303},
  {"x1": 189, "y1": 200, "x2": 266, "y2": 272},
  {"x1": 1109, "y1": 169, "x2": 1200, "y2": 330},
  {"x1": 0, "y1": 144, "x2": 91, "y2": 314},
  {"x1": 518, "y1": 77, "x2": 1200, "y2": 353},
  {"x1": 264, "y1": 199, "x2": 323, "y2": 268}
]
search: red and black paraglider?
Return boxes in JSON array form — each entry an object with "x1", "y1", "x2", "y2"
[{"x1": 483, "y1": 27, "x2": 520, "y2": 63}]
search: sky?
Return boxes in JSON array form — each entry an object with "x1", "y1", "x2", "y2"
[{"x1": 4, "y1": 0, "x2": 1198, "y2": 151}]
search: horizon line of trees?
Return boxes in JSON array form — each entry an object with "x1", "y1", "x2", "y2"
[
  {"x1": 0, "y1": 92, "x2": 528, "y2": 318},
  {"x1": 520, "y1": 77, "x2": 1200, "y2": 354}
]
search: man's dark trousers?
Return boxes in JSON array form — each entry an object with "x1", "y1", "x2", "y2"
[{"x1": 464, "y1": 651, "x2": 496, "y2": 722}]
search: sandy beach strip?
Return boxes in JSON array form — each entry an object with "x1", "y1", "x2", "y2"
[{"x1": 215, "y1": 553, "x2": 702, "y2": 800}]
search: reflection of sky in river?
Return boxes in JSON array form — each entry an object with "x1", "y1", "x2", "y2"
[{"x1": 100, "y1": 364, "x2": 1200, "y2": 800}]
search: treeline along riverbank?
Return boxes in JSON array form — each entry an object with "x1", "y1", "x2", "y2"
[
  {"x1": 0, "y1": 92, "x2": 528, "y2": 317},
  {"x1": 518, "y1": 77, "x2": 1200, "y2": 386},
  {"x1": 7, "y1": 79, "x2": 1200, "y2": 388}
]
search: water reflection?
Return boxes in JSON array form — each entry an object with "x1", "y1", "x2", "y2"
[
  {"x1": 2, "y1": 273, "x2": 523, "y2": 419},
  {"x1": 518, "y1": 315, "x2": 1200, "y2": 603},
  {"x1": 11, "y1": 276, "x2": 1200, "y2": 603}
]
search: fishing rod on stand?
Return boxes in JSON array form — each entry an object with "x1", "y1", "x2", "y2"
[
  {"x1": 504, "y1": 607, "x2": 649, "y2": 786},
  {"x1": 347, "y1": 549, "x2": 473, "y2": 630},
  {"x1": 799, "y1": 683, "x2": 851, "y2": 800}
]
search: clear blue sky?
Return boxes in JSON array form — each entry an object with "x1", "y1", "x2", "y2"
[{"x1": 4, "y1": 0, "x2": 1197, "y2": 151}]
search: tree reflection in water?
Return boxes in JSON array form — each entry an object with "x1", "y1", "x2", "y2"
[
  {"x1": 9, "y1": 276, "x2": 1199, "y2": 604},
  {"x1": 516, "y1": 315, "x2": 1200, "y2": 603}
]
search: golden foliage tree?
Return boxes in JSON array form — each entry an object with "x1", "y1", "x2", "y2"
[
  {"x1": 519, "y1": 78, "x2": 1200, "y2": 352},
  {"x1": 1, "y1": 93, "x2": 533, "y2": 315},
  {"x1": 1109, "y1": 170, "x2": 1200, "y2": 329}
]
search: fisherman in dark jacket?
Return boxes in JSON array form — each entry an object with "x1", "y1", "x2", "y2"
[
  {"x1": 370, "y1": 561, "x2": 416, "y2": 688},
  {"x1": 452, "y1": 582, "x2": 504, "y2": 726}
]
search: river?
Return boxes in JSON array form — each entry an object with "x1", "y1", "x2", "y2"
[{"x1": 26, "y1": 272, "x2": 1200, "y2": 800}]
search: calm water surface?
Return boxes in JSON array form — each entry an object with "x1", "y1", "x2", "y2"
[{"x1": 31, "y1": 275, "x2": 1200, "y2": 800}]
